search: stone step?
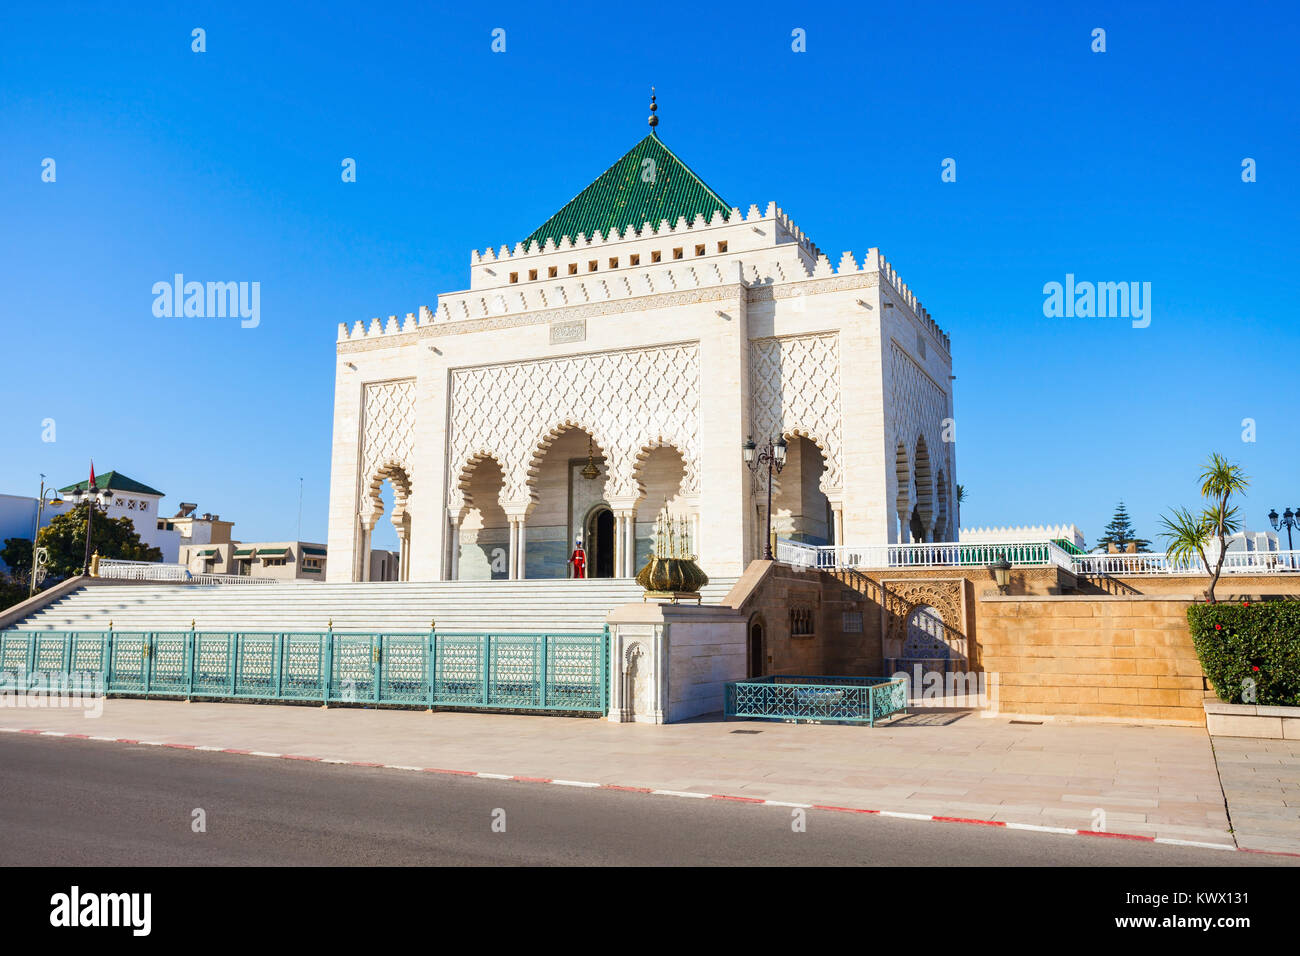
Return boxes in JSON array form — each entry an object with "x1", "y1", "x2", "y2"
[{"x1": 7, "y1": 579, "x2": 740, "y2": 632}]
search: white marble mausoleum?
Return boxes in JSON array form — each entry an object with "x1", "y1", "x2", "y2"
[{"x1": 326, "y1": 109, "x2": 957, "y2": 583}]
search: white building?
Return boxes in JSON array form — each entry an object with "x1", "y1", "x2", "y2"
[
  {"x1": 327, "y1": 110, "x2": 957, "y2": 582},
  {"x1": 0, "y1": 493, "x2": 46, "y2": 571},
  {"x1": 1217, "y1": 528, "x2": 1278, "y2": 554},
  {"x1": 159, "y1": 503, "x2": 235, "y2": 549},
  {"x1": 178, "y1": 540, "x2": 328, "y2": 581},
  {"x1": 1, "y1": 476, "x2": 186, "y2": 568},
  {"x1": 51, "y1": 471, "x2": 182, "y2": 563},
  {"x1": 960, "y1": 524, "x2": 1086, "y2": 550}
]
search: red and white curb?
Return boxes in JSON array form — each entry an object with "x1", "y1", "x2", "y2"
[{"x1": 5, "y1": 725, "x2": 1294, "y2": 858}]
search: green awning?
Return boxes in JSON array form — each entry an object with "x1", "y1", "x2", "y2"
[
  {"x1": 233, "y1": 548, "x2": 255, "y2": 557},
  {"x1": 302, "y1": 546, "x2": 327, "y2": 556},
  {"x1": 258, "y1": 547, "x2": 290, "y2": 558},
  {"x1": 197, "y1": 548, "x2": 218, "y2": 557}
]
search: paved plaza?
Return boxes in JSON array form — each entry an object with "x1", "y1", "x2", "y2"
[{"x1": 4, "y1": 699, "x2": 1295, "y2": 855}]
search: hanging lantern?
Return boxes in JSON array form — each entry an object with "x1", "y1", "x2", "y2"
[{"x1": 581, "y1": 436, "x2": 600, "y2": 480}]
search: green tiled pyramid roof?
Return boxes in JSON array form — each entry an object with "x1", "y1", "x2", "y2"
[
  {"x1": 59, "y1": 471, "x2": 164, "y2": 497},
  {"x1": 523, "y1": 133, "x2": 730, "y2": 249}
]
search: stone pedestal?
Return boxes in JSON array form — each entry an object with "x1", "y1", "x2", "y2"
[{"x1": 605, "y1": 602, "x2": 746, "y2": 724}]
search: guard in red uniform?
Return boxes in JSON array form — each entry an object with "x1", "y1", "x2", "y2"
[{"x1": 569, "y1": 536, "x2": 587, "y2": 579}]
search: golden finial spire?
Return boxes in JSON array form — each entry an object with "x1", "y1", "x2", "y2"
[{"x1": 648, "y1": 86, "x2": 658, "y2": 131}]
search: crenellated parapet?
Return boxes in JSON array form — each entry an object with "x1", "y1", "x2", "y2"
[
  {"x1": 960, "y1": 524, "x2": 1086, "y2": 548},
  {"x1": 337, "y1": 206, "x2": 948, "y2": 353},
  {"x1": 469, "y1": 201, "x2": 822, "y2": 268}
]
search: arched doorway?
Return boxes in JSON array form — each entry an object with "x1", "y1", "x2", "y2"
[
  {"x1": 748, "y1": 619, "x2": 765, "y2": 677},
  {"x1": 769, "y1": 434, "x2": 832, "y2": 548},
  {"x1": 585, "y1": 506, "x2": 616, "y2": 578},
  {"x1": 526, "y1": 425, "x2": 608, "y2": 579},
  {"x1": 632, "y1": 443, "x2": 691, "y2": 576},
  {"x1": 901, "y1": 604, "x2": 966, "y2": 675},
  {"x1": 359, "y1": 462, "x2": 411, "y2": 582},
  {"x1": 456, "y1": 456, "x2": 509, "y2": 580},
  {"x1": 909, "y1": 505, "x2": 926, "y2": 544}
]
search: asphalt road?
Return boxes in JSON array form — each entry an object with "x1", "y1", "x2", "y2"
[{"x1": 0, "y1": 735, "x2": 1290, "y2": 867}]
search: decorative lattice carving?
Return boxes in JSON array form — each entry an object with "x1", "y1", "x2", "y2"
[
  {"x1": 448, "y1": 344, "x2": 700, "y2": 506},
  {"x1": 888, "y1": 343, "x2": 953, "y2": 536},
  {"x1": 749, "y1": 333, "x2": 843, "y2": 492},
  {"x1": 360, "y1": 380, "x2": 416, "y2": 525}
]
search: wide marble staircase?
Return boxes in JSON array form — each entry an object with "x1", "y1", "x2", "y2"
[{"x1": 5, "y1": 578, "x2": 741, "y2": 633}]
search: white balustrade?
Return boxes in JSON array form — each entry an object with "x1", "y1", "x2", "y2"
[
  {"x1": 96, "y1": 558, "x2": 278, "y2": 585},
  {"x1": 775, "y1": 540, "x2": 1300, "y2": 576}
]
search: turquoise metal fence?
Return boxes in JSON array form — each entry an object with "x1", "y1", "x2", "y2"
[
  {"x1": 0, "y1": 628, "x2": 609, "y2": 714},
  {"x1": 724, "y1": 675, "x2": 908, "y2": 726}
]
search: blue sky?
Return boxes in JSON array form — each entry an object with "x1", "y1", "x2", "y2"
[{"x1": 2, "y1": 1, "x2": 1297, "y2": 551}]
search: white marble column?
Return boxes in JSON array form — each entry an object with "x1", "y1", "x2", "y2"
[
  {"x1": 506, "y1": 519, "x2": 518, "y2": 579},
  {"x1": 516, "y1": 515, "x2": 527, "y2": 579},
  {"x1": 612, "y1": 514, "x2": 625, "y2": 577},
  {"x1": 626, "y1": 513, "x2": 637, "y2": 576},
  {"x1": 447, "y1": 514, "x2": 461, "y2": 581}
]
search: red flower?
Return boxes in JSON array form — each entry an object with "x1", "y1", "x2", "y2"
[
  {"x1": 1252, "y1": 666, "x2": 1260, "y2": 672},
  {"x1": 1215, "y1": 624, "x2": 1222, "y2": 630},
  {"x1": 1243, "y1": 601, "x2": 1250, "y2": 607}
]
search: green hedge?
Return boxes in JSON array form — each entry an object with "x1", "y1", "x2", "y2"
[{"x1": 1187, "y1": 600, "x2": 1300, "y2": 706}]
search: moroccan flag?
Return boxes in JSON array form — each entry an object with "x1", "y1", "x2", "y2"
[{"x1": 89, "y1": 460, "x2": 96, "y2": 491}]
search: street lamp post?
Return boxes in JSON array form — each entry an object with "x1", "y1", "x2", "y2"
[
  {"x1": 1268, "y1": 508, "x2": 1298, "y2": 569},
  {"x1": 743, "y1": 435, "x2": 788, "y2": 561},
  {"x1": 68, "y1": 481, "x2": 113, "y2": 576},
  {"x1": 27, "y1": 475, "x2": 63, "y2": 597}
]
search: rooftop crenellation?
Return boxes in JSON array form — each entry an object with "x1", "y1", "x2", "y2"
[
  {"x1": 471, "y1": 202, "x2": 822, "y2": 266},
  {"x1": 339, "y1": 239, "x2": 948, "y2": 352}
]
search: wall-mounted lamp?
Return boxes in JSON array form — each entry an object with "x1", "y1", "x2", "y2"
[{"x1": 990, "y1": 555, "x2": 1012, "y2": 595}]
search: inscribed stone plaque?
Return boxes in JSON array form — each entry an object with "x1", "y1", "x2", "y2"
[{"x1": 549, "y1": 319, "x2": 586, "y2": 345}]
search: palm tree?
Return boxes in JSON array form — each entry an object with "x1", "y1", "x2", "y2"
[{"x1": 1158, "y1": 452, "x2": 1247, "y2": 603}]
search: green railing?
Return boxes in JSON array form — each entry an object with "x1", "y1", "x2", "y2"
[
  {"x1": 1051, "y1": 538, "x2": 1088, "y2": 557},
  {"x1": 0, "y1": 629, "x2": 609, "y2": 714},
  {"x1": 724, "y1": 675, "x2": 908, "y2": 726}
]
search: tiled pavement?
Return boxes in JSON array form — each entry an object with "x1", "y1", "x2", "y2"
[
  {"x1": 1211, "y1": 736, "x2": 1300, "y2": 854},
  {"x1": 5, "y1": 698, "x2": 1290, "y2": 852}
]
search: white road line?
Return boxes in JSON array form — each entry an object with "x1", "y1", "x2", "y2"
[
  {"x1": 1004, "y1": 822, "x2": 1078, "y2": 835},
  {"x1": 475, "y1": 772, "x2": 512, "y2": 780},
  {"x1": 763, "y1": 800, "x2": 814, "y2": 808},
  {"x1": 249, "y1": 750, "x2": 282, "y2": 757},
  {"x1": 551, "y1": 779, "x2": 601, "y2": 788},
  {"x1": 1153, "y1": 837, "x2": 1237, "y2": 851},
  {"x1": 878, "y1": 810, "x2": 934, "y2": 821},
  {"x1": 650, "y1": 789, "x2": 711, "y2": 798}
]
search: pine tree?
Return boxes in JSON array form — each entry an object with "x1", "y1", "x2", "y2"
[{"x1": 1095, "y1": 501, "x2": 1152, "y2": 553}]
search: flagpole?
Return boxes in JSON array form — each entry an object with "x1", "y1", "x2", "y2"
[{"x1": 81, "y1": 462, "x2": 97, "y2": 575}]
